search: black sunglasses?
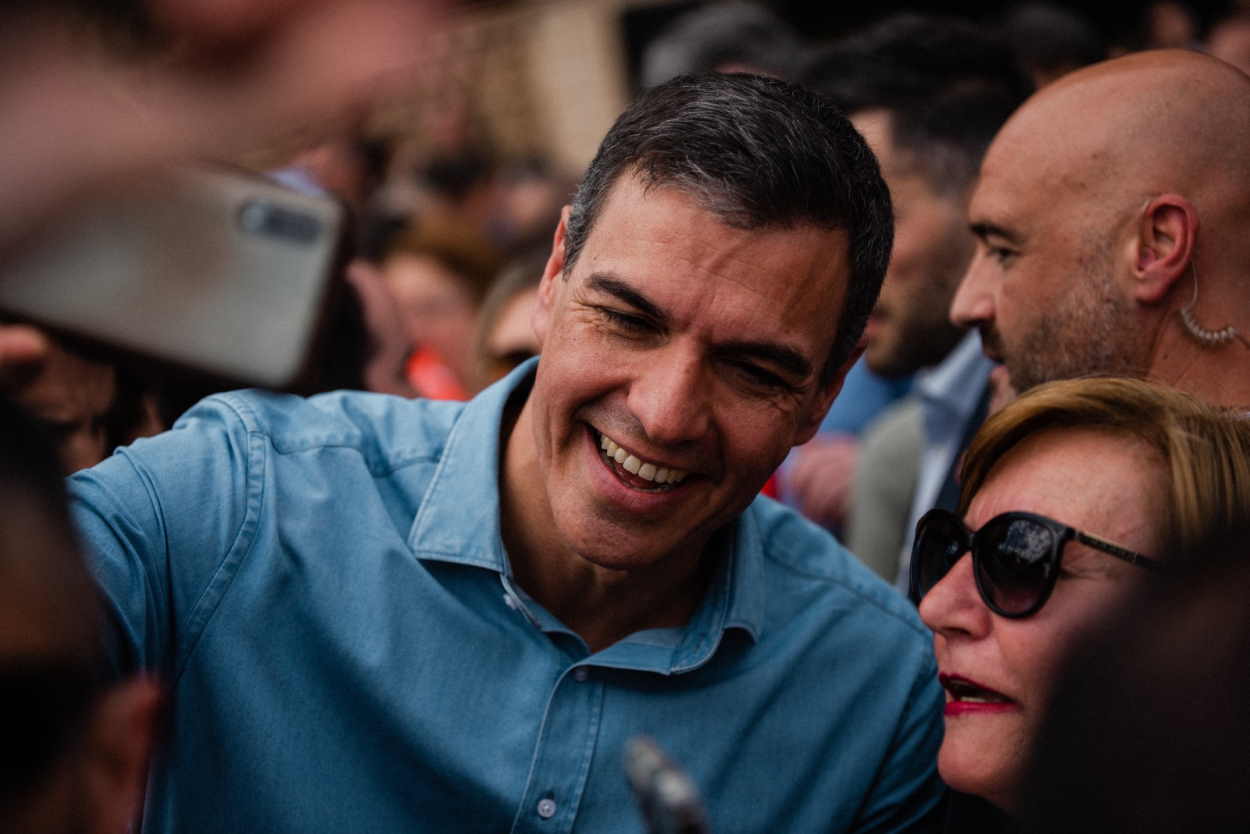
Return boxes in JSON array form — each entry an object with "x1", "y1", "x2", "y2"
[{"x1": 909, "y1": 508, "x2": 1163, "y2": 618}]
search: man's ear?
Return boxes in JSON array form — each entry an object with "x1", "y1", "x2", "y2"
[
  {"x1": 796, "y1": 339, "x2": 865, "y2": 445},
  {"x1": 1130, "y1": 195, "x2": 1197, "y2": 305},
  {"x1": 532, "y1": 205, "x2": 571, "y2": 349},
  {"x1": 82, "y1": 676, "x2": 161, "y2": 834}
]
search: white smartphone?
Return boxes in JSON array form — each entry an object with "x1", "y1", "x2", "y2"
[{"x1": 0, "y1": 164, "x2": 345, "y2": 389}]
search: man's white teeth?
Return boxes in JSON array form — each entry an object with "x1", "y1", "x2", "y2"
[{"x1": 599, "y1": 433, "x2": 688, "y2": 485}]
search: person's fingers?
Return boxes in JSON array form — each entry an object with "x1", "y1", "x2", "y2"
[
  {"x1": 0, "y1": 324, "x2": 50, "y2": 366},
  {"x1": 0, "y1": 1, "x2": 443, "y2": 249},
  {"x1": 0, "y1": 325, "x2": 51, "y2": 393},
  {"x1": 147, "y1": 0, "x2": 310, "y2": 46}
]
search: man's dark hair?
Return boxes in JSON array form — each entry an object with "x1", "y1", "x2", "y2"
[
  {"x1": 564, "y1": 72, "x2": 893, "y2": 384},
  {"x1": 802, "y1": 15, "x2": 1033, "y2": 198}
]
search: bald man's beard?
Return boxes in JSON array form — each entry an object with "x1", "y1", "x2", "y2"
[{"x1": 1003, "y1": 258, "x2": 1142, "y2": 393}]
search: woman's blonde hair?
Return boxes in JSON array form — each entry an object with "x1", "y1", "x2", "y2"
[{"x1": 959, "y1": 377, "x2": 1250, "y2": 559}]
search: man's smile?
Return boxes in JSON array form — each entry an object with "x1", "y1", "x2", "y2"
[{"x1": 593, "y1": 427, "x2": 689, "y2": 491}]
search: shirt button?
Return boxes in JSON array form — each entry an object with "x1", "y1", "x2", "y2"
[
  {"x1": 573, "y1": 667, "x2": 589, "y2": 682},
  {"x1": 502, "y1": 594, "x2": 517, "y2": 610},
  {"x1": 537, "y1": 798, "x2": 557, "y2": 819}
]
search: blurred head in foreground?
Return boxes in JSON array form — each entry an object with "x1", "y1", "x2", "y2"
[
  {"x1": 911, "y1": 376, "x2": 1250, "y2": 814},
  {"x1": 1018, "y1": 499, "x2": 1250, "y2": 832},
  {"x1": 0, "y1": 395, "x2": 160, "y2": 833}
]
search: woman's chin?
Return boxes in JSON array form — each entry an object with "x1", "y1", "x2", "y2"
[{"x1": 938, "y1": 740, "x2": 1019, "y2": 814}]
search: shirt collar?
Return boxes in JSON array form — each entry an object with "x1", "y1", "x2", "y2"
[
  {"x1": 407, "y1": 356, "x2": 766, "y2": 651},
  {"x1": 407, "y1": 358, "x2": 532, "y2": 571},
  {"x1": 914, "y1": 331, "x2": 993, "y2": 421}
]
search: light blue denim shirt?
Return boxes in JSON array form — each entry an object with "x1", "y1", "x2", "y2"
[{"x1": 69, "y1": 361, "x2": 943, "y2": 833}]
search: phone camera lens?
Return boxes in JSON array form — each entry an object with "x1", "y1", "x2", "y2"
[
  {"x1": 238, "y1": 202, "x2": 270, "y2": 234},
  {"x1": 238, "y1": 201, "x2": 321, "y2": 244}
]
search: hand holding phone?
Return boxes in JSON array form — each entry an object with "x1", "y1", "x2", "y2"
[{"x1": 0, "y1": 164, "x2": 344, "y2": 389}]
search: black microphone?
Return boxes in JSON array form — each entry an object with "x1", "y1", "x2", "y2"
[{"x1": 624, "y1": 736, "x2": 711, "y2": 834}]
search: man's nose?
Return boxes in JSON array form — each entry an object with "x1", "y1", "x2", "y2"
[
  {"x1": 626, "y1": 346, "x2": 711, "y2": 447},
  {"x1": 918, "y1": 554, "x2": 993, "y2": 641},
  {"x1": 950, "y1": 257, "x2": 995, "y2": 328}
]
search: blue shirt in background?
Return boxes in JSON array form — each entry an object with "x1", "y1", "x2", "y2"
[
  {"x1": 819, "y1": 357, "x2": 914, "y2": 436},
  {"x1": 69, "y1": 361, "x2": 943, "y2": 833}
]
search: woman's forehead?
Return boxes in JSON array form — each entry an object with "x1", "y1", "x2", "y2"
[{"x1": 966, "y1": 428, "x2": 1166, "y2": 549}]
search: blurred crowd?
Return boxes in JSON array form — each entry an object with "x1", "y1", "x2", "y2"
[
  {"x1": 5, "y1": 0, "x2": 1250, "y2": 832},
  {"x1": 7, "y1": 0, "x2": 1249, "y2": 479}
]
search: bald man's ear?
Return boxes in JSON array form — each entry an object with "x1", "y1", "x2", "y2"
[
  {"x1": 1131, "y1": 195, "x2": 1197, "y2": 305},
  {"x1": 532, "y1": 205, "x2": 571, "y2": 350}
]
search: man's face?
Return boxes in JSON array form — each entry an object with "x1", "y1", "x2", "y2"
[
  {"x1": 855, "y1": 111, "x2": 971, "y2": 378},
  {"x1": 950, "y1": 128, "x2": 1141, "y2": 393},
  {"x1": 14, "y1": 342, "x2": 118, "y2": 473},
  {"x1": 519, "y1": 174, "x2": 851, "y2": 571}
]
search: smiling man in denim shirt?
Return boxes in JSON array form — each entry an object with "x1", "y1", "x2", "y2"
[{"x1": 69, "y1": 74, "x2": 943, "y2": 832}]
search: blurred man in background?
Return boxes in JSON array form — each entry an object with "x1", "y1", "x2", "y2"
[
  {"x1": 795, "y1": 15, "x2": 1030, "y2": 582},
  {"x1": 998, "y1": 2, "x2": 1105, "y2": 87},
  {"x1": 1207, "y1": 9, "x2": 1250, "y2": 75},
  {"x1": 0, "y1": 331, "x2": 162, "y2": 473},
  {"x1": 639, "y1": 0, "x2": 803, "y2": 88}
]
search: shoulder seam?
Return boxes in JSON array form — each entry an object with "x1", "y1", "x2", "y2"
[
  {"x1": 171, "y1": 400, "x2": 268, "y2": 684},
  {"x1": 763, "y1": 545, "x2": 931, "y2": 640},
  {"x1": 213, "y1": 391, "x2": 446, "y2": 476}
]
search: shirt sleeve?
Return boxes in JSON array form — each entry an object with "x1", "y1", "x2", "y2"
[
  {"x1": 68, "y1": 394, "x2": 261, "y2": 679},
  {"x1": 850, "y1": 650, "x2": 946, "y2": 833}
]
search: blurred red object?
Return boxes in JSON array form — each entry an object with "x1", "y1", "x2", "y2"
[
  {"x1": 761, "y1": 473, "x2": 778, "y2": 499},
  {"x1": 406, "y1": 345, "x2": 469, "y2": 401}
]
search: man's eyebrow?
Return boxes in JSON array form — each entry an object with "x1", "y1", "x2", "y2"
[
  {"x1": 969, "y1": 221, "x2": 1021, "y2": 245},
  {"x1": 585, "y1": 272, "x2": 812, "y2": 379},
  {"x1": 715, "y1": 340, "x2": 812, "y2": 380},
  {"x1": 585, "y1": 274, "x2": 667, "y2": 323}
]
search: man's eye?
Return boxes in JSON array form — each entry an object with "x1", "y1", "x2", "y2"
[
  {"x1": 727, "y1": 360, "x2": 796, "y2": 393},
  {"x1": 987, "y1": 246, "x2": 1017, "y2": 266},
  {"x1": 600, "y1": 308, "x2": 654, "y2": 333}
]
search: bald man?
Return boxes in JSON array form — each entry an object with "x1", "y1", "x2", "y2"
[{"x1": 951, "y1": 49, "x2": 1250, "y2": 407}]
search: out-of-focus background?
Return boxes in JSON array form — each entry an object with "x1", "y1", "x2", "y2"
[{"x1": 5, "y1": 0, "x2": 1250, "y2": 474}]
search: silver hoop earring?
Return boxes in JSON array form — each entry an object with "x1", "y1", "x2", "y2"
[{"x1": 1178, "y1": 264, "x2": 1249, "y2": 349}]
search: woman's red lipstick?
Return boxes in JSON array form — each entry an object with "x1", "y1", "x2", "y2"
[{"x1": 939, "y1": 674, "x2": 1018, "y2": 716}]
